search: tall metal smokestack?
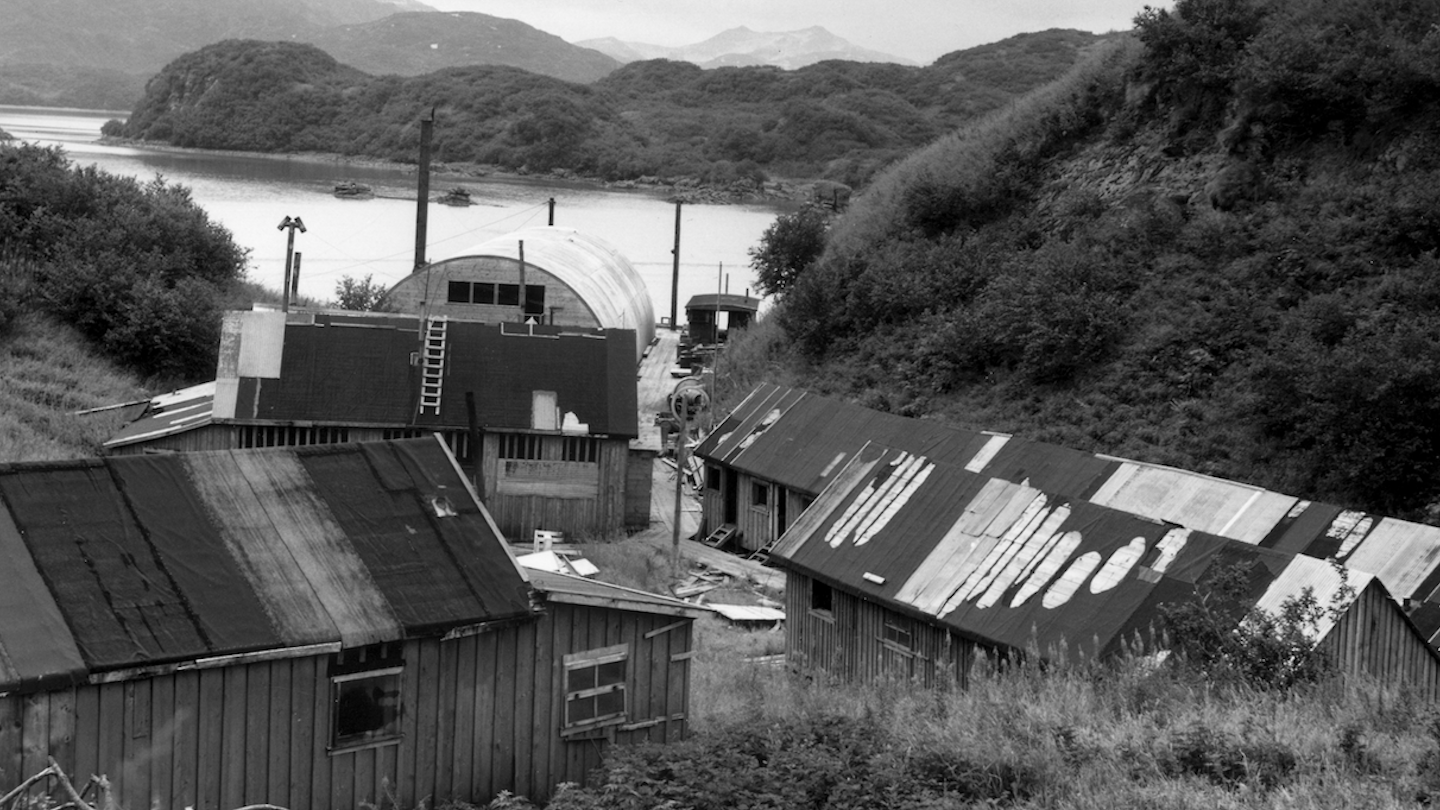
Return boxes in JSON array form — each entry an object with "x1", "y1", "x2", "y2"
[{"x1": 414, "y1": 109, "x2": 434, "y2": 271}]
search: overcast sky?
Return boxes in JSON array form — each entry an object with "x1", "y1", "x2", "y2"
[{"x1": 421, "y1": 0, "x2": 1155, "y2": 65}]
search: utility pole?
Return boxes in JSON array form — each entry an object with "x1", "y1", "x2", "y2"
[
  {"x1": 670, "y1": 377, "x2": 709, "y2": 576},
  {"x1": 669, "y1": 201, "x2": 682, "y2": 330},
  {"x1": 547, "y1": 197, "x2": 556, "y2": 226},
  {"x1": 277, "y1": 216, "x2": 306, "y2": 312},
  {"x1": 414, "y1": 109, "x2": 435, "y2": 272}
]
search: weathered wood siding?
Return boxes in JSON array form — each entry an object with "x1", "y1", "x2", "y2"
[
  {"x1": 480, "y1": 434, "x2": 629, "y2": 540},
  {"x1": 624, "y1": 449, "x2": 656, "y2": 530},
  {"x1": 1319, "y1": 581, "x2": 1440, "y2": 698},
  {"x1": 782, "y1": 571, "x2": 972, "y2": 689},
  {"x1": 0, "y1": 608, "x2": 692, "y2": 809}
]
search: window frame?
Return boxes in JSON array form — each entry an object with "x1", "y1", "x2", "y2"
[
  {"x1": 562, "y1": 643, "x2": 630, "y2": 736},
  {"x1": 751, "y1": 481, "x2": 770, "y2": 508},
  {"x1": 328, "y1": 644, "x2": 404, "y2": 754},
  {"x1": 810, "y1": 579, "x2": 834, "y2": 620}
]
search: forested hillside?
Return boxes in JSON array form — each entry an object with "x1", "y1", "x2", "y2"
[
  {"x1": 115, "y1": 30, "x2": 1104, "y2": 188},
  {"x1": 745, "y1": 0, "x2": 1440, "y2": 521}
]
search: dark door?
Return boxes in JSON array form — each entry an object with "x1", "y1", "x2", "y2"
[
  {"x1": 777, "y1": 487, "x2": 789, "y2": 536},
  {"x1": 724, "y1": 468, "x2": 738, "y2": 524}
]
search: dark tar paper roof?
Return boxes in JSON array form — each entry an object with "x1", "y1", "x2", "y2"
[{"x1": 0, "y1": 438, "x2": 532, "y2": 694}]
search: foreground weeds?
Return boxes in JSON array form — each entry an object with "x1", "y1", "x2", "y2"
[{"x1": 506, "y1": 649, "x2": 1440, "y2": 809}]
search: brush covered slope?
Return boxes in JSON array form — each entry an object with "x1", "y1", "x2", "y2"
[
  {"x1": 115, "y1": 30, "x2": 1107, "y2": 188},
  {"x1": 761, "y1": 0, "x2": 1440, "y2": 521}
]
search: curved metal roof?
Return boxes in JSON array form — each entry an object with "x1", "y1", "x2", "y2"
[{"x1": 442, "y1": 226, "x2": 655, "y2": 360}]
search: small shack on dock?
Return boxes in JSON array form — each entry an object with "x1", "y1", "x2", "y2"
[
  {"x1": 0, "y1": 438, "x2": 705, "y2": 809},
  {"x1": 105, "y1": 310, "x2": 648, "y2": 539},
  {"x1": 382, "y1": 226, "x2": 656, "y2": 364},
  {"x1": 770, "y1": 442, "x2": 1440, "y2": 694}
]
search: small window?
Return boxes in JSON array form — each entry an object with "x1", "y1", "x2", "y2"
[
  {"x1": 811, "y1": 579, "x2": 833, "y2": 613},
  {"x1": 447, "y1": 280, "x2": 472, "y2": 304},
  {"x1": 752, "y1": 481, "x2": 770, "y2": 508},
  {"x1": 330, "y1": 643, "x2": 403, "y2": 751},
  {"x1": 497, "y1": 283, "x2": 521, "y2": 306},
  {"x1": 474, "y1": 283, "x2": 497, "y2": 305},
  {"x1": 563, "y1": 644, "x2": 628, "y2": 733},
  {"x1": 499, "y1": 433, "x2": 543, "y2": 460},
  {"x1": 882, "y1": 618, "x2": 913, "y2": 651},
  {"x1": 706, "y1": 465, "x2": 720, "y2": 491},
  {"x1": 524, "y1": 285, "x2": 546, "y2": 318},
  {"x1": 563, "y1": 436, "x2": 598, "y2": 463}
]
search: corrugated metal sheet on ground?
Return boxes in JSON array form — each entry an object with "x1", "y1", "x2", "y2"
[
  {"x1": 450, "y1": 226, "x2": 656, "y2": 361},
  {"x1": 770, "y1": 443, "x2": 1380, "y2": 662},
  {"x1": 526, "y1": 569, "x2": 708, "y2": 618},
  {"x1": 0, "y1": 438, "x2": 532, "y2": 693}
]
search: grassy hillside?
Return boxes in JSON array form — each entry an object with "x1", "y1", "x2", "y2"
[
  {"x1": 115, "y1": 30, "x2": 1106, "y2": 189},
  {"x1": 0, "y1": 314, "x2": 148, "y2": 462},
  {"x1": 736, "y1": 0, "x2": 1440, "y2": 522}
]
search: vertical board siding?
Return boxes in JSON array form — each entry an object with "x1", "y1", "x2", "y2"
[
  {"x1": 0, "y1": 605, "x2": 695, "y2": 809},
  {"x1": 481, "y1": 435, "x2": 630, "y2": 540},
  {"x1": 1321, "y1": 584, "x2": 1440, "y2": 699}
]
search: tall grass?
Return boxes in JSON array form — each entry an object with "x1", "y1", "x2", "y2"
[
  {"x1": 0, "y1": 314, "x2": 148, "y2": 463},
  {"x1": 566, "y1": 638, "x2": 1440, "y2": 809}
]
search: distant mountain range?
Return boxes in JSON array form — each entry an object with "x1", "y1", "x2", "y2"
[{"x1": 578, "y1": 26, "x2": 916, "y2": 69}]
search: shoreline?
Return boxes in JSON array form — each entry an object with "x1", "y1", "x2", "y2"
[{"x1": 97, "y1": 137, "x2": 812, "y2": 207}]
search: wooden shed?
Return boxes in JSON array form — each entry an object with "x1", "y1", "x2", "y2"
[
  {"x1": 770, "y1": 442, "x2": 1440, "y2": 694},
  {"x1": 105, "y1": 310, "x2": 649, "y2": 540},
  {"x1": 382, "y1": 226, "x2": 656, "y2": 364},
  {"x1": 700, "y1": 383, "x2": 1440, "y2": 643},
  {"x1": 0, "y1": 438, "x2": 705, "y2": 809}
]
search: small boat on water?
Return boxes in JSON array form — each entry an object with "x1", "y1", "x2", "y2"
[
  {"x1": 333, "y1": 180, "x2": 374, "y2": 199},
  {"x1": 437, "y1": 187, "x2": 473, "y2": 206}
]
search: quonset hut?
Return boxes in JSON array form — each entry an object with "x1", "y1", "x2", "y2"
[{"x1": 382, "y1": 226, "x2": 656, "y2": 364}]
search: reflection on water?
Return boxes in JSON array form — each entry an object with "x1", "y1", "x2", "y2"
[{"x1": 0, "y1": 105, "x2": 779, "y2": 320}]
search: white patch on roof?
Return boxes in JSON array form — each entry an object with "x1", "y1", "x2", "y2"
[
  {"x1": 1343, "y1": 518, "x2": 1440, "y2": 600},
  {"x1": 1043, "y1": 551, "x2": 1102, "y2": 609},
  {"x1": 1089, "y1": 462, "x2": 1298, "y2": 545},
  {"x1": 963, "y1": 434, "x2": 1010, "y2": 472},
  {"x1": 1011, "y1": 531, "x2": 1083, "y2": 608},
  {"x1": 1090, "y1": 537, "x2": 1147, "y2": 594},
  {"x1": 826, "y1": 453, "x2": 932, "y2": 547},
  {"x1": 1251, "y1": 555, "x2": 1371, "y2": 642},
  {"x1": 1147, "y1": 528, "x2": 1190, "y2": 574}
]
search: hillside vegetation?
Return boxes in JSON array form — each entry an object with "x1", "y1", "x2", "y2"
[
  {"x1": 736, "y1": 0, "x2": 1440, "y2": 522},
  {"x1": 114, "y1": 30, "x2": 1105, "y2": 189},
  {"x1": 0, "y1": 142, "x2": 249, "y2": 382}
]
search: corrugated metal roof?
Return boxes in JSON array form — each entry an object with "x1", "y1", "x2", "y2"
[
  {"x1": 0, "y1": 438, "x2": 533, "y2": 694},
  {"x1": 710, "y1": 384, "x2": 1440, "y2": 626},
  {"x1": 695, "y1": 383, "x2": 995, "y2": 494},
  {"x1": 770, "y1": 442, "x2": 1406, "y2": 662},
  {"x1": 103, "y1": 381, "x2": 215, "y2": 449},
  {"x1": 447, "y1": 227, "x2": 656, "y2": 361},
  {"x1": 526, "y1": 569, "x2": 709, "y2": 619}
]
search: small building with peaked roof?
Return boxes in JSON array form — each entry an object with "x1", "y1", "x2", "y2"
[
  {"x1": 771, "y1": 441, "x2": 1440, "y2": 694},
  {"x1": 382, "y1": 226, "x2": 656, "y2": 364},
  {"x1": 0, "y1": 438, "x2": 705, "y2": 809},
  {"x1": 105, "y1": 310, "x2": 649, "y2": 539}
]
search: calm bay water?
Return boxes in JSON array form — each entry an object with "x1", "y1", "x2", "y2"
[{"x1": 0, "y1": 106, "x2": 780, "y2": 323}]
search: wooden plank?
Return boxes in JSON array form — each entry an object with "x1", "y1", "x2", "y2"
[
  {"x1": 268, "y1": 660, "x2": 292, "y2": 805},
  {"x1": 72, "y1": 686, "x2": 100, "y2": 789},
  {"x1": 150, "y1": 676, "x2": 175, "y2": 810},
  {"x1": 243, "y1": 663, "x2": 270, "y2": 805},
  {"x1": 20, "y1": 692, "x2": 48, "y2": 787},
  {"x1": 96, "y1": 683, "x2": 125, "y2": 803},
  {"x1": 171, "y1": 671, "x2": 200, "y2": 810},
  {"x1": 47, "y1": 690, "x2": 75, "y2": 782},
  {"x1": 450, "y1": 635, "x2": 477, "y2": 803},
  {"x1": 529, "y1": 610, "x2": 555, "y2": 797},
  {"x1": 375, "y1": 737, "x2": 398, "y2": 810},
  {"x1": 491, "y1": 627, "x2": 518, "y2": 799},
  {"x1": 511, "y1": 619, "x2": 536, "y2": 799},
  {"x1": 395, "y1": 640, "x2": 420, "y2": 809},
  {"x1": 288, "y1": 657, "x2": 316, "y2": 810},
  {"x1": 436, "y1": 639, "x2": 459, "y2": 802},
  {"x1": 0, "y1": 695, "x2": 20, "y2": 790},
  {"x1": 309, "y1": 655, "x2": 331, "y2": 810},
  {"x1": 471, "y1": 630, "x2": 498, "y2": 803},
  {"x1": 195, "y1": 669, "x2": 224, "y2": 810},
  {"x1": 220, "y1": 665, "x2": 247, "y2": 810},
  {"x1": 414, "y1": 640, "x2": 441, "y2": 803},
  {"x1": 351, "y1": 747, "x2": 375, "y2": 810},
  {"x1": 547, "y1": 608, "x2": 573, "y2": 786},
  {"x1": 331, "y1": 748, "x2": 355, "y2": 810}
]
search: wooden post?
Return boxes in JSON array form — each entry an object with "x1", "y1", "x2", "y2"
[
  {"x1": 672, "y1": 406, "x2": 686, "y2": 576},
  {"x1": 290, "y1": 251, "x2": 302, "y2": 305},
  {"x1": 547, "y1": 197, "x2": 556, "y2": 226},
  {"x1": 518, "y1": 240, "x2": 527, "y2": 322},
  {"x1": 277, "y1": 216, "x2": 306, "y2": 313},
  {"x1": 466, "y1": 391, "x2": 485, "y2": 498},
  {"x1": 414, "y1": 110, "x2": 434, "y2": 272},
  {"x1": 669, "y1": 201, "x2": 682, "y2": 330}
]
